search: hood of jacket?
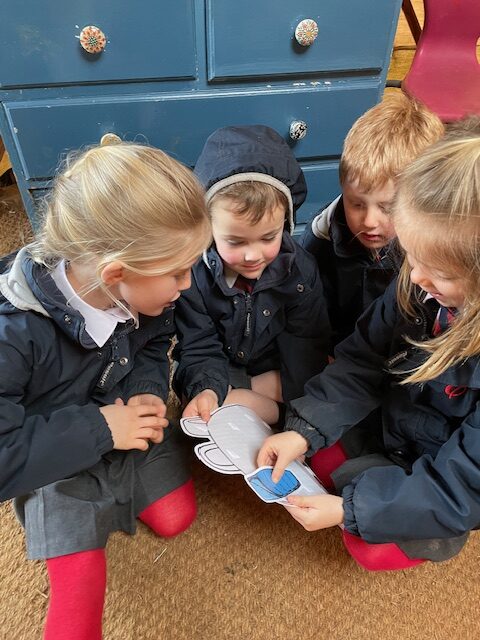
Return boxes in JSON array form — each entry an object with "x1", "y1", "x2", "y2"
[
  {"x1": 0, "y1": 247, "x2": 50, "y2": 316},
  {"x1": 0, "y1": 247, "x2": 111, "y2": 348},
  {"x1": 194, "y1": 125, "x2": 307, "y2": 232}
]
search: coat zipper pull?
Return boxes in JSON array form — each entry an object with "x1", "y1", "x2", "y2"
[{"x1": 244, "y1": 293, "x2": 252, "y2": 337}]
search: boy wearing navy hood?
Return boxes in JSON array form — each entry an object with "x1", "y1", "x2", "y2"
[{"x1": 174, "y1": 125, "x2": 330, "y2": 425}]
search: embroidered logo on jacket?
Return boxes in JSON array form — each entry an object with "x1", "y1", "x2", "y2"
[{"x1": 444, "y1": 385, "x2": 468, "y2": 399}]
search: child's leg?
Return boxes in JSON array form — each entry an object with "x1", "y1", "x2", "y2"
[
  {"x1": 311, "y1": 414, "x2": 384, "y2": 489},
  {"x1": 226, "y1": 388, "x2": 280, "y2": 424},
  {"x1": 44, "y1": 548, "x2": 106, "y2": 640},
  {"x1": 341, "y1": 530, "x2": 425, "y2": 571},
  {"x1": 226, "y1": 370, "x2": 283, "y2": 424},
  {"x1": 138, "y1": 478, "x2": 196, "y2": 537},
  {"x1": 309, "y1": 441, "x2": 349, "y2": 490}
]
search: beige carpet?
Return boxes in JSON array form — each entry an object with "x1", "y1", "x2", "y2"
[{"x1": 1, "y1": 457, "x2": 480, "y2": 640}]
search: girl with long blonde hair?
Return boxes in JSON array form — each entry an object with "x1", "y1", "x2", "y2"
[
  {"x1": 0, "y1": 142, "x2": 211, "y2": 638},
  {"x1": 257, "y1": 120, "x2": 480, "y2": 572}
]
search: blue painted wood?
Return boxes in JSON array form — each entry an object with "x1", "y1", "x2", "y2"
[
  {"x1": 207, "y1": 0, "x2": 399, "y2": 80},
  {"x1": 0, "y1": 0, "x2": 196, "y2": 88},
  {"x1": 299, "y1": 163, "x2": 340, "y2": 224},
  {"x1": 5, "y1": 82, "x2": 380, "y2": 180},
  {"x1": 0, "y1": 0, "x2": 403, "y2": 229}
]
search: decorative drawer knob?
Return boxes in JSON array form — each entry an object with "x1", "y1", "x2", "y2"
[
  {"x1": 79, "y1": 26, "x2": 107, "y2": 54},
  {"x1": 295, "y1": 19, "x2": 319, "y2": 47},
  {"x1": 100, "y1": 133, "x2": 121, "y2": 146},
  {"x1": 289, "y1": 121, "x2": 308, "y2": 141}
]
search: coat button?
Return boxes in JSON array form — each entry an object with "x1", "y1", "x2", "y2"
[
  {"x1": 119, "y1": 357, "x2": 129, "y2": 366},
  {"x1": 237, "y1": 351, "x2": 245, "y2": 359},
  {"x1": 97, "y1": 351, "x2": 103, "y2": 358},
  {"x1": 165, "y1": 319, "x2": 171, "y2": 325},
  {"x1": 414, "y1": 317, "x2": 422, "y2": 325},
  {"x1": 296, "y1": 284, "x2": 304, "y2": 292},
  {"x1": 262, "y1": 309, "x2": 271, "y2": 317},
  {"x1": 64, "y1": 314, "x2": 72, "y2": 324}
]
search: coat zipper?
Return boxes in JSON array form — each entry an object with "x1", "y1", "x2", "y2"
[{"x1": 244, "y1": 293, "x2": 253, "y2": 337}]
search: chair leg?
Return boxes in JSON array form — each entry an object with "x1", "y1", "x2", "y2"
[{"x1": 402, "y1": 0, "x2": 422, "y2": 43}]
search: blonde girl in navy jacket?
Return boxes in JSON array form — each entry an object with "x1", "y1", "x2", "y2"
[
  {"x1": 0, "y1": 143, "x2": 211, "y2": 638},
  {"x1": 257, "y1": 121, "x2": 480, "y2": 571}
]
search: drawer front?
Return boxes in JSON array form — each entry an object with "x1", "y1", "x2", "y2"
[
  {"x1": 298, "y1": 163, "x2": 340, "y2": 226},
  {"x1": 0, "y1": 0, "x2": 196, "y2": 88},
  {"x1": 6, "y1": 84, "x2": 379, "y2": 180},
  {"x1": 207, "y1": 0, "x2": 401, "y2": 80}
]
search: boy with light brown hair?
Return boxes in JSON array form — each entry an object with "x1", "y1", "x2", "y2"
[{"x1": 300, "y1": 92, "x2": 444, "y2": 346}]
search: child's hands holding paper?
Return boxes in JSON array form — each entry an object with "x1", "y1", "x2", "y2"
[
  {"x1": 285, "y1": 494, "x2": 344, "y2": 530},
  {"x1": 182, "y1": 389, "x2": 219, "y2": 422}
]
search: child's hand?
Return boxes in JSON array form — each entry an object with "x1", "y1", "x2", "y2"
[
  {"x1": 256, "y1": 431, "x2": 309, "y2": 483},
  {"x1": 126, "y1": 394, "x2": 168, "y2": 443},
  {"x1": 285, "y1": 494, "x2": 344, "y2": 531},
  {"x1": 182, "y1": 389, "x2": 219, "y2": 422},
  {"x1": 100, "y1": 399, "x2": 166, "y2": 450}
]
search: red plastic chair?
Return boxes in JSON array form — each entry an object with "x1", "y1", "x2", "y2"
[{"x1": 402, "y1": 0, "x2": 480, "y2": 122}]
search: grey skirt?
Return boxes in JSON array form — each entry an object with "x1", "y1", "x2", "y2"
[{"x1": 14, "y1": 425, "x2": 191, "y2": 560}]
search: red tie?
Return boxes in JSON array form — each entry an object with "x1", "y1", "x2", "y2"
[
  {"x1": 234, "y1": 275, "x2": 255, "y2": 293},
  {"x1": 432, "y1": 306, "x2": 457, "y2": 336}
]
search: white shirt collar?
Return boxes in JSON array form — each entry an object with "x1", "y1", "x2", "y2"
[
  {"x1": 224, "y1": 266, "x2": 239, "y2": 288},
  {"x1": 51, "y1": 261, "x2": 136, "y2": 347}
]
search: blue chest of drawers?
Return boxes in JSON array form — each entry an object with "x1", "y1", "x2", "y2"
[{"x1": 0, "y1": 1, "x2": 401, "y2": 230}]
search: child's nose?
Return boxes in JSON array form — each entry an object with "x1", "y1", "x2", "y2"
[
  {"x1": 363, "y1": 207, "x2": 380, "y2": 229},
  {"x1": 244, "y1": 245, "x2": 262, "y2": 262},
  {"x1": 410, "y1": 266, "x2": 429, "y2": 288}
]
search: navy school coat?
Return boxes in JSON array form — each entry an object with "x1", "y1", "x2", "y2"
[
  {"x1": 286, "y1": 279, "x2": 480, "y2": 543},
  {"x1": 0, "y1": 249, "x2": 174, "y2": 501},
  {"x1": 174, "y1": 232, "x2": 331, "y2": 404}
]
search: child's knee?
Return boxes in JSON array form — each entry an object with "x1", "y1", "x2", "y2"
[
  {"x1": 341, "y1": 529, "x2": 426, "y2": 571},
  {"x1": 139, "y1": 479, "x2": 197, "y2": 538}
]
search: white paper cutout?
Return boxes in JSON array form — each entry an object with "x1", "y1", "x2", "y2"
[{"x1": 180, "y1": 404, "x2": 326, "y2": 504}]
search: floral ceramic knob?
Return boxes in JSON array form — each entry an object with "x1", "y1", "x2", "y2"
[
  {"x1": 100, "y1": 133, "x2": 121, "y2": 146},
  {"x1": 289, "y1": 121, "x2": 308, "y2": 141},
  {"x1": 295, "y1": 19, "x2": 319, "y2": 47},
  {"x1": 79, "y1": 26, "x2": 107, "y2": 54}
]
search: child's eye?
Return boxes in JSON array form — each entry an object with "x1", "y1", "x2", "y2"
[
  {"x1": 379, "y1": 204, "x2": 392, "y2": 215},
  {"x1": 262, "y1": 236, "x2": 277, "y2": 243},
  {"x1": 434, "y1": 273, "x2": 456, "y2": 282},
  {"x1": 227, "y1": 240, "x2": 243, "y2": 246}
]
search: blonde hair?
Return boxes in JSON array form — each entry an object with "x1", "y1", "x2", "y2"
[
  {"x1": 339, "y1": 92, "x2": 444, "y2": 191},
  {"x1": 209, "y1": 182, "x2": 289, "y2": 226},
  {"x1": 30, "y1": 143, "x2": 211, "y2": 302},
  {"x1": 393, "y1": 121, "x2": 480, "y2": 384}
]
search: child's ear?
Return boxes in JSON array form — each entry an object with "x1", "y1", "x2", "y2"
[{"x1": 100, "y1": 261, "x2": 125, "y2": 286}]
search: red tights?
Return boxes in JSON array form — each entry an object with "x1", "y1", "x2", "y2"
[
  {"x1": 43, "y1": 479, "x2": 196, "y2": 640},
  {"x1": 309, "y1": 443, "x2": 425, "y2": 571}
]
